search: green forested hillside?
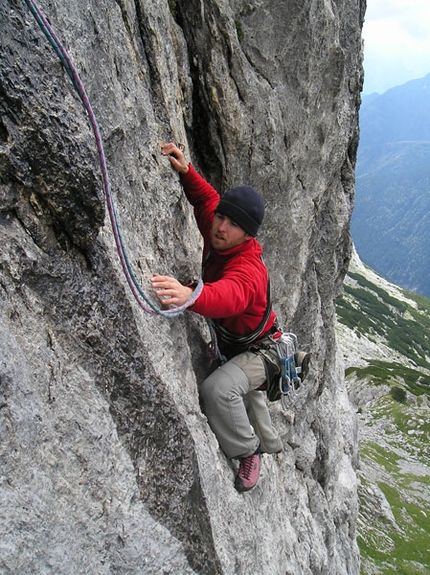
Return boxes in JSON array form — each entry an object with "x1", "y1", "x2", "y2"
[{"x1": 336, "y1": 252, "x2": 430, "y2": 575}]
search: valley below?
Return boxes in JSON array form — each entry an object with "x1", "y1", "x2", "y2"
[{"x1": 336, "y1": 249, "x2": 430, "y2": 575}]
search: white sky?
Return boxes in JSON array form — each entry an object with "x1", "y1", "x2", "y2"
[{"x1": 362, "y1": 0, "x2": 430, "y2": 94}]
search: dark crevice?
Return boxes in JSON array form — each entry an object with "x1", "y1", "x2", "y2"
[{"x1": 174, "y1": 2, "x2": 225, "y2": 189}]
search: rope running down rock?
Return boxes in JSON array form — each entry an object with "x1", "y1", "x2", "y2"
[{"x1": 23, "y1": 0, "x2": 203, "y2": 318}]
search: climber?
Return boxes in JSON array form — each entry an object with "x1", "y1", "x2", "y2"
[{"x1": 151, "y1": 142, "x2": 284, "y2": 492}]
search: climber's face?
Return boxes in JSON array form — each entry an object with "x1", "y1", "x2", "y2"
[{"x1": 210, "y1": 213, "x2": 251, "y2": 251}]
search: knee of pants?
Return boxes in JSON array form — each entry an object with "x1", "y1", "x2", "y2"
[{"x1": 199, "y1": 362, "x2": 249, "y2": 407}]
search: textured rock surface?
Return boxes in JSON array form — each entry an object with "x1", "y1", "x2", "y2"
[{"x1": 1, "y1": 0, "x2": 364, "y2": 573}]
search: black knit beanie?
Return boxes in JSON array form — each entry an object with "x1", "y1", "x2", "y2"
[{"x1": 215, "y1": 185, "x2": 265, "y2": 237}]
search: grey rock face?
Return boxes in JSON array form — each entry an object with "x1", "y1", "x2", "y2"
[{"x1": 1, "y1": 0, "x2": 364, "y2": 573}]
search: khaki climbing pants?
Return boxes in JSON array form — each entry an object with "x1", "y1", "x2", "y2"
[{"x1": 199, "y1": 351, "x2": 282, "y2": 460}]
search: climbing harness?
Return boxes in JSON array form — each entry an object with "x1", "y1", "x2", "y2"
[
  {"x1": 205, "y1": 280, "x2": 272, "y2": 366},
  {"x1": 209, "y1": 279, "x2": 273, "y2": 349},
  {"x1": 23, "y1": 0, "x2": 203, "y2": 317},
  {"x1": 202, "y1": 248, "x2": 273, "y2": 362},
  {"x1": 206, "y1": 320, "x2": 227, "y2": 366}
]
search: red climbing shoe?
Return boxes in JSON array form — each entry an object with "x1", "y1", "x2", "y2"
[{"x1": 235, "y1": 448, "x2": 261, "y2": 492}]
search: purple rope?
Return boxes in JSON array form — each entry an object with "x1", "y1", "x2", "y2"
[{"x1": 24, "y1": 0, "x2": 203, "y2": 317}]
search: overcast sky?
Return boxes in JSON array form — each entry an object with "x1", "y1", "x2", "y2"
[{"x1": 362, "y1": 0, "x2": 430, "y2": 95}]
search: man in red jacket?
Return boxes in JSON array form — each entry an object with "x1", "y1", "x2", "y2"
[{"x1": 151, "y1": 143, "x2": 283, "y2": 492}]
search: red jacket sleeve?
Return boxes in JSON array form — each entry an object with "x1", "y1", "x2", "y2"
[
  {"x1": 190, "y1": 252, "x2": 270, "y2": 338},
  {"x1": 191, "y1": 261, "x2": 254, "y2": 319},
  {"x1": 180, "y1": 164, "x2": 219, "y2": 254}
]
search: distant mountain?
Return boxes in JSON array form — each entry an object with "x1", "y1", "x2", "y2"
[
  {"x1": 352, "y1": 74, "x2": 430, "y2": 298},
  {"x1": 359, "y1": 74, "x2": 430, "y2": 148},
  {"x1": 336, "y1": 249, "x2": 430, "y2": 575}
]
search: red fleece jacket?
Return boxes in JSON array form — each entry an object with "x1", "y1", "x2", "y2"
[{"x1": 181, "y1": 164, "x2": 276, "y2": 338}]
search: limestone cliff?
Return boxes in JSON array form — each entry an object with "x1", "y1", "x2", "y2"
[{"x1": 0, "y1": 1, "x2": 364, "y2": 573}]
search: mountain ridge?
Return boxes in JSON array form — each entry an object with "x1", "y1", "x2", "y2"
[
  {"x1": 352, "y1": 73, "x2": 430, "y2": 298},
  {"x1": 359, "y1": 73, "x2": 430, "y2": 148}
]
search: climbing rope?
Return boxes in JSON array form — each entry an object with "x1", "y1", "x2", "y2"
[{"x1": 23, "y1": 0, "x2": 203, "y2": 317}]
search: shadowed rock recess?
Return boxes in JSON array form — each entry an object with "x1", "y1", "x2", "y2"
[{"x1": 0, "y1": 1, "x2": 364, "y2": 573}]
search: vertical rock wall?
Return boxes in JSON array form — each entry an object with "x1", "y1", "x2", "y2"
[{"x1": 0, "y1": 0, "x2": 364, "y2": 573}]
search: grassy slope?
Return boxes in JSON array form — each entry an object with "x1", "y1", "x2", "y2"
[{"x1": 336, "y1": 251, "x2": 430, "y2": 575}]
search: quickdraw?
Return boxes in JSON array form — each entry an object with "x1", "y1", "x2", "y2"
[
  {"x1": 279, "y1": 352, "x2": 302, "y2": 409},
  {"x1": 23, "y1": 0, "x2": 203, "y2": 318}
]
